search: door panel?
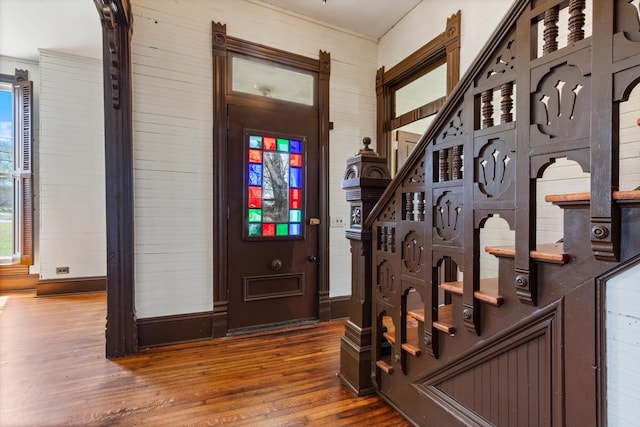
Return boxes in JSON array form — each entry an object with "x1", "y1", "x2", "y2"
[
  {"x1": 227, "y1": 104, "x2": 319, "y2": 332},
  {"x1": 396, "y1": 130, "x2": 420, "y2": 173}
]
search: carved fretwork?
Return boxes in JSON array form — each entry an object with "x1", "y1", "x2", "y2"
[
  {"x1": 436, "y1": 109, "x2": 464, "y2": 144},
  {"x1": 477, "y1": 36, "x2": 516, "y2": 84},
  {"x1": 475, "y1": 138, "x2": 514, "y2": 198},
  {"x1": 402, "y1": 231, "x2": 424, "y2": 274},
  {"x1": 377, "y1": 260, "x2": 396, "y2": 301},
  {"x1": 532, "y1": 64, "x2": 590, "y2": 141},
  {"x1": 378, "y1": 200, "x2": 396, "y2": 222},
  {"x1": 433, "y1": 191, "x2": 463, "y2": 243},
  {"x1": 615, "y1": 0, "x2": 640, "y2": 42},
  {"x1": 404, "y1": 160, "x2": 425, "y2": 185}
]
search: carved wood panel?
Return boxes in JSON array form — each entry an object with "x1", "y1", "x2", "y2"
[{"x1": 433, "y1": 189, "x2": 463, "y2": 245}]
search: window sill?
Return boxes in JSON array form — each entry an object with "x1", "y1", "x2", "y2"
[{"x1": 0, "y1": 263, "x2": 30, "y2": 276}]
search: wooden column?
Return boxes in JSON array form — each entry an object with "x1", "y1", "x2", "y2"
[
  {"x1": 211, "y1": 22, "x2": 229, "y2": 337},
  {"x1": 95, "y1": 0, "x2": 137, "y2": 357},
  {"x1": 339, "y1": 138, "x2": 390, "y2": 396}
]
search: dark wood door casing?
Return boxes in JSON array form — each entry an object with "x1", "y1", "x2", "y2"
[
  {"x1": 95, "y1": 0, "x2": 137, "y2": 358},
  {"x1": 212, "y1": 22, "x2": 331, "y2": 337},
  {"x1": 376, "y1": 11, "x2": 461, "y2": 171}
]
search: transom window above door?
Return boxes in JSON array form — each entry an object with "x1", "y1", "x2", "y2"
[{"x1": 231, "y1": 55, "x2": 316, "y2": 106}]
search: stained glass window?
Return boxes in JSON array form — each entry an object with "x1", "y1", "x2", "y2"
[{"x1": 246, "y1": 133, "x2": 304, "y2": 238}]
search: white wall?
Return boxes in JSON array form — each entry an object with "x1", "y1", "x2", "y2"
[
  {"x1": 379, "y1": 0, "x2": 514, "y2": 73},
  {"x1": 606, "y1": 261, "x2": 640, "y2": 426},
  {"x1": 131, "y1": 0, "x2": 378, "y2": 318},
  {"x1": 0, "y1": 56, "x2": 40, "y2": 273},
  {"x1": 38, "y1": 50, "x2": 105, "y2": 280}
]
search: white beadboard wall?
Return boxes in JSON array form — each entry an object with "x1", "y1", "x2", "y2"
[
  {"x1": 0, "y1": 56, "x2": 40, "y2": 273},
  {"x1": 131, "y1": 0, "x2": 378, "y2": 318},
  {"x1": 38, "y1": 50, "x2": 105, "y2": 280},
  {"x1": 378, "y1": 0, "x2": 514, "y2": 72},
  {"x1": 606, "y1": 262, "x2": 640, "y2": 426}
]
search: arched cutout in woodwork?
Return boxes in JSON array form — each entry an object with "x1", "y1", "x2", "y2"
[
  {"x1": 480, "y1": 216, "x2": 515, "y2": 280},
  {"x1": 619, "y1": 80, "x2": 640, "y2": 191},
  {"x1": 536, "y1": 158, "x2": 590, "y2": 243}
]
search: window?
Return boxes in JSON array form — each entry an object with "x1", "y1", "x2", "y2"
[
  {"x1": 377, "y1": 11, "x2": 461, "y2": 175},
  {"x1": 245, "y1": 132, "x2": 305, "y2": 239},
  {"x1": 0, "y1": 70, "x2": 32, "y2": 265},
  {"x1": 231, "y1": 55, "x2": 316, "y2": 106}
]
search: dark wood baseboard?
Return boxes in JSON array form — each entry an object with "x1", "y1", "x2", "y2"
[
  {"x1": 36, "y1": 276, "x2": 106, "y2": 297},
  {"x1": 137, "y1": 312, "x2": 214, "y2": 349},
  {"x1": 136, "y1": 295, "x2": 351, "y2": 349},
  {"x1": 329, "y1": 295, "x2": 350, "y2": 319}
]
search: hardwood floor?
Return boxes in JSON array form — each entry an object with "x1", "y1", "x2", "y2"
[{"x1": 0, "y1": 291, "x2": 410, "y2": 426}]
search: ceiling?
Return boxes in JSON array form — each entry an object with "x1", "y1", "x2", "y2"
[
  {"x1": 251, "y1": 0, "x2": 423, "y2": 39},
  {"x1": 0, "y1": 0, "x2": 422, "y2": 63},
  {"x1": 0, "y1": 0, "x2": 103, "y2": 62}
]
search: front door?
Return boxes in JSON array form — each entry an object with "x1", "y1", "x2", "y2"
[{"x1": 226, "y1": 104, "x2": 319, "y2": 333}]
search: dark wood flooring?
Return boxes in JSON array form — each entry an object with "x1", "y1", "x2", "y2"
[{"x1": 0, "y1": 291, "x2": 409, "y2": 426}]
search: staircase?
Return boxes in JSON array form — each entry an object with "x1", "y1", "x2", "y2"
[{"x1": 339, "y1": 1, "x2": 640, "y2": 425}]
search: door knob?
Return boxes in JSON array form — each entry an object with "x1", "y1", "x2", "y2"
[
  {"x1": 308, "y1": 255, "x2": 318, "y2": 262},
  {"x1": 270, "y1": 259, "x2": 282, "y2": 271}
]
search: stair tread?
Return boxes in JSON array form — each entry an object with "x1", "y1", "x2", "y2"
[
  {"x1": 440, "y1": 278, "x2": 504, "y2": 306},
  {"x1": 376, "y1": 359, "x2": 394, "y2": 374},
  {"x1": 433, "y1": 305, "x2": 455, "y2": 335},
  {"x1": 401, "y1": 342, "x2": 421, "y2": 356},
  {"x1": 545, "y1": 189, "x2": 640, "y2": 203},
  {"x1": 408, "y1": 308, "x2": 425, "y2": 322},
  {"x1": 440, "y1": 281, "x2": 464, "y2": 295},
  {"x1": 485, "y1": 242, "x2": 569, "y2": 264},
  {"x1": 382, "y1": 316, "x2": 420, "y2": 345}
]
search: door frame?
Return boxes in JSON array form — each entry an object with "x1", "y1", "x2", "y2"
[
  {"x1": 212, "y1": 22, "x2": 331, "y2": 337},
  {"x1": 95, "y1": 0, "x2": 137, "y2": 357}
]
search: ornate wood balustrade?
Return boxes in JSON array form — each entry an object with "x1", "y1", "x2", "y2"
[{"x1": 340, "y1": 0, "x2": 640, "y2": 425}]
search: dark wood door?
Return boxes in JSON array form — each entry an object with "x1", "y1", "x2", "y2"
[{"x1": 227, "y1": 104, "x2": 319, "y2": 333}]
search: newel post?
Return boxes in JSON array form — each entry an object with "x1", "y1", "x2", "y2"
[{"x1": 338, "y1": 137, "x2": 390, "y2": 396}]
